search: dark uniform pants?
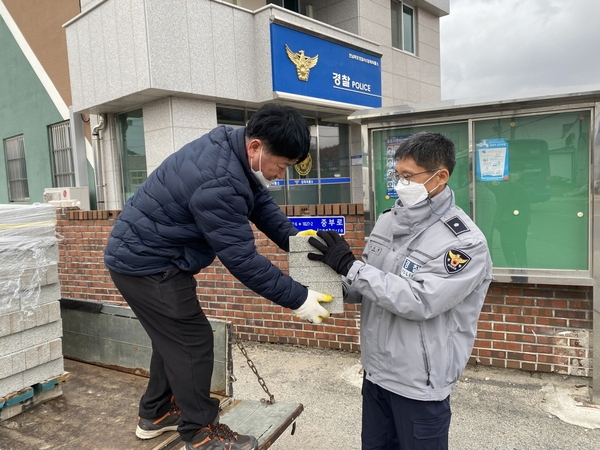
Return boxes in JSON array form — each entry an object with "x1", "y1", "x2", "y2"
[
  {"x1": 109, "y1": 268, "x2": 219, "y2": 441},
  {"x1": 362, "y1": 376, "x2": 451, "y2": 450}
]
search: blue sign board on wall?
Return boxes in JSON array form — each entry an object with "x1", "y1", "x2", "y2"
[
  {"x1": 290, "y1": 216, "x2": 346, "y2": 235},
  {"x1": 270, "y1": 23, "x2": 382, "y2": 108}
]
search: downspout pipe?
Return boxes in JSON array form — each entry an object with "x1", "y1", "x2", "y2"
[{"x1": 92, "y1": 115, "x2": 107, "y2": 210}]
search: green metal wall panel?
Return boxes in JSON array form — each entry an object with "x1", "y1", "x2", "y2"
[
  {"x1": 372, "y1": 122, "x2": 470, "y2": 217},
  {"x1": 0, "y1": 16, "x2": 64, "y2": 204},
  {"x1": 474, "y1": 111, "x2": 590, "y2": 270}
]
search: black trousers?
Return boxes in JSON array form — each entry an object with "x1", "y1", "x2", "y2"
[
  {"x1": 109, "y1": 268, "x2": 219, "y2": 441},
  {"x1": 361, "y1": 377, "x2": 451, "y2": 450}
]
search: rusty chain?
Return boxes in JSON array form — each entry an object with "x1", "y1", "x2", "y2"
[{"x1": 234, "y1": 337, "x2": 275, "y2": 404}]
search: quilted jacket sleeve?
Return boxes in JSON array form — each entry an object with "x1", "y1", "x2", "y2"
[
  {"x1": 249, "y1": 187, "x2": 298, "y2": 252},
  {"x1": 189, "y1": 176, "x2": 307, "y2": 310}
]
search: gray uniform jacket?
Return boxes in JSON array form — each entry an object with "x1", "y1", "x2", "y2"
[{"x1": 345, "y1": 186, "x2": 492, "y2": 401}]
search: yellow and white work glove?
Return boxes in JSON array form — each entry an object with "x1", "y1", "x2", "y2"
[
  {"x1": 296, "y1": 229, "x2": 318, "y2": 236},
  {"x1": 293, "y1": 289, "x2": 333, "y2": 323}
]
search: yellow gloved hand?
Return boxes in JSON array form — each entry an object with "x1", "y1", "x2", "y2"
[
  {"x1": 296, "y1": 229, "x2": 318, "y2": 236},
  {"x1": 293, "y1": 290, "x2": 333, "y2": 323}
]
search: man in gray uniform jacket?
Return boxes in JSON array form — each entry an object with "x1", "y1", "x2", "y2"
[{"x1": 307, "y1": 131, "x2": 493, "y2": 450}]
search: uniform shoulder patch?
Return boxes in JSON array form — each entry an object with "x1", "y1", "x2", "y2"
[
  {"x1": 443, "y1": 216, "x2": 470, "y2": 236},
  {"x1": 445, "y1": 249, "x2": 471, "y2": 274}
]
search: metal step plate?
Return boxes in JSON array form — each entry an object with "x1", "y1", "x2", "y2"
[{"x1": 153, "y1": 400, "x2": 303, "y2": 450}]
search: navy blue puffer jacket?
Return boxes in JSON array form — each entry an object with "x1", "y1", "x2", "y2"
[{"x1": 104, "y1": 126, "x2": 307, "y2": 309}]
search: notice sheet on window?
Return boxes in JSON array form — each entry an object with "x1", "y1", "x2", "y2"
[{"x1": 476, "y1": 138, "x2": 509, "y2": 181}]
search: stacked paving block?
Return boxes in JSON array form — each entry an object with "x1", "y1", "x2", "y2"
[
  {"x1": 288, "y1": 235, "x2": 344, "y2": 314},
  {"x1": 0, "y1": 204, "x2": 65, "y2": 420}
]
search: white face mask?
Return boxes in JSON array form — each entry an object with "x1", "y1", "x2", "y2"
[
  {"x1": 395, "y1": 171, "x2": 440, "y2": 206},
  {"x1": 251, "y1": 149, "x2": 273, "y2": 187}
]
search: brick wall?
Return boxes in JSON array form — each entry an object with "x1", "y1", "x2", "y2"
[
  {"x1": 56, "y1": 207, "x2": 593, "y2": 377},
  {"x1": 473, "y1": 284, "x2": 592, "y2": 377}
]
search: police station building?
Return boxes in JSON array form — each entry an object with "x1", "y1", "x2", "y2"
[{"x1": 63, "y1": 0, "x2": 448, "y2": 210}]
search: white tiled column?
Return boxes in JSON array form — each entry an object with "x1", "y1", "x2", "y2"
[
  {"x1": 143, "y1": 98, "x2": 217, "y2": 175},
  {"x1": 350, "y1": 123, "x2": 364, "y2": 205},
  {"x1": 87, "y1": 114, "x2": 123, "y2": 211},
  {"x1": 99, "y1": 116, "x2": 122, "y2": 211}
]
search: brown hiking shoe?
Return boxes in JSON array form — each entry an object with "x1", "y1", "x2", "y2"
[
  {"x1": 135, "y1": 401, "x2": 182, "y2": 439},
  {"x1": 184, "y1": 421, "x2": 258, "y2": 449}
]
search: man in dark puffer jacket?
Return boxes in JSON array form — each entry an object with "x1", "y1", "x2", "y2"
[{"x1": 105, "y1": 104, "x2": 332, "y2": 450}]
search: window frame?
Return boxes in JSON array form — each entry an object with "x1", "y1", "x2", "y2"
[
  {"x1": 4, "y1": 134, "x2": 29, "y2": 202},
  {"x1": 391, "y1": 0, "x2": 416, "y2": 54},
  {"x1": 116, "y1": 109, "x2": 147, "y2": 203},
  {"x1": 48, "y1": 121, "x2": 76, "y2": 188}
]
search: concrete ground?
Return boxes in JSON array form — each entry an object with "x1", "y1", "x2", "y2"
[{"x1": 1, "y1": 341, "x2": 600, "y2": 449}]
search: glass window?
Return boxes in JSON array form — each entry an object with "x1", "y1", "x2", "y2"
[
  {"x1": 391, "y1": 1, "x2": 415, "y2": 54},
  {"x1": 118, "y1": 109, "x2": 147, "y2": 202},
  {"x1": 402, "y1": 5, "x2": 415, "y2": 53},
  {"x1": 372, "y1": 123, "x2": 470, "y2": 217},
  {"x1": 267, "y1": 0, "x2": 311, "y2": 15},
  {"x1": 321, "y1": 183, "x2": 351, "y2": 204},
  {"x1": 319, "y1": 125, "x2": 347, "y2": 178},
  {"x1": 216, "y1": 106, "x2": 256, "y2": 129},
  {"x1": 280, "y1": 123, "x2": 350, "y2": 205},
  {"x1": 474, "y1": 111, "x2": 590, "y2": 270},
  {"x1": 319, "y1": 125, "x2": 351, "y2": 203},
  {"x1": 49, "y1": 121, "x2": 75, "y2": 187},
  {"x1": 289, "y1": 183, "x2": 319, "y2": 204},
  {"x1": 217, "y1": 107, "x2": 246, "y2": 125},
  {"x1": 215, "y1": 106, "x2": 350, "y2": 205},
  {"x1": 287, "y1": 132, "x2": 319, "y2": 204},
  {"x1": 4, "y1": 135, "x2": 29, "y2": 202},
  {"x1": 268, "y1": 181, "x2": 286, "y2": 205}
]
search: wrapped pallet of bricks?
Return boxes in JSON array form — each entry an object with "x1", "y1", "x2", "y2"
[{"x1": 0, "y1": 203, "x2": 67, "y2": 421}]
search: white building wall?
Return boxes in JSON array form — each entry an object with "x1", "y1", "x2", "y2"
[
  {"x1": 66, "y1": 0, "x2": 154, "y2": 112},
  {"x1": 68, "y1": 0, "x2": 446, "y2": 111},
  {"x1": 357, "y1": 0, "x2": 443, "y2": 106},
  {"x1": 313, "y1": 0, "x2": 360, "y2": 34},
  {"x1": 66, "y1": 1, "x2": 384, "y2": 113},
  {"x1": 143, "y1": 98, "x2": 217, "y2": 175},
  {"x1": 66, "y1": 0, "x2": 448, "y2": 208}
]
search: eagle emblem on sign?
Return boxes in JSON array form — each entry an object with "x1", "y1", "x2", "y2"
[
  {"x1": 295, "y1": 154, "x2": 313, "y2": 176},
  {"x1": 285, "y1": 44, "x2": 318, "y2": 81},
  {"x1": 444, "y1": 249, "x2": 471, "y2": 274}
]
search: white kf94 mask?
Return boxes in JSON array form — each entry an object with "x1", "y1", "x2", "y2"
[
  {"x1": 394, "y1": 171, "x2": 440, "y2": 206},
  {"x1": 251, "y1": 149, "x2": 274, "y2": 187}
]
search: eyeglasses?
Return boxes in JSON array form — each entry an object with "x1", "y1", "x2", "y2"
[{"x1": 392, "y1": 169, "x2": 440, "y2": 185}]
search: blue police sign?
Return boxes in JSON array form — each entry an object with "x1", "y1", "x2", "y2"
[
  {"x1": 269, "y1": 177, "x2": 350, "y2": 186},
  {"x1": 290, "y1": 216, "x2": 346, "y2": 235},
  {"x1": 270, "y1": 24, "x2": 382, "y2": 108}
]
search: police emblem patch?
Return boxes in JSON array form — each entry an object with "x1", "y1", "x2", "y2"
[
  {"x1": 401, "y1": 257, "x2": 421, "y2": 278},
  {"x1": 444, "y1": 249, "x2": 471, "y2": 274}
]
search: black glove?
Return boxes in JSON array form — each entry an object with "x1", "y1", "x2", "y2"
[{"x1": 307, "y1": 230, "x2": 356, "y2": 276}]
